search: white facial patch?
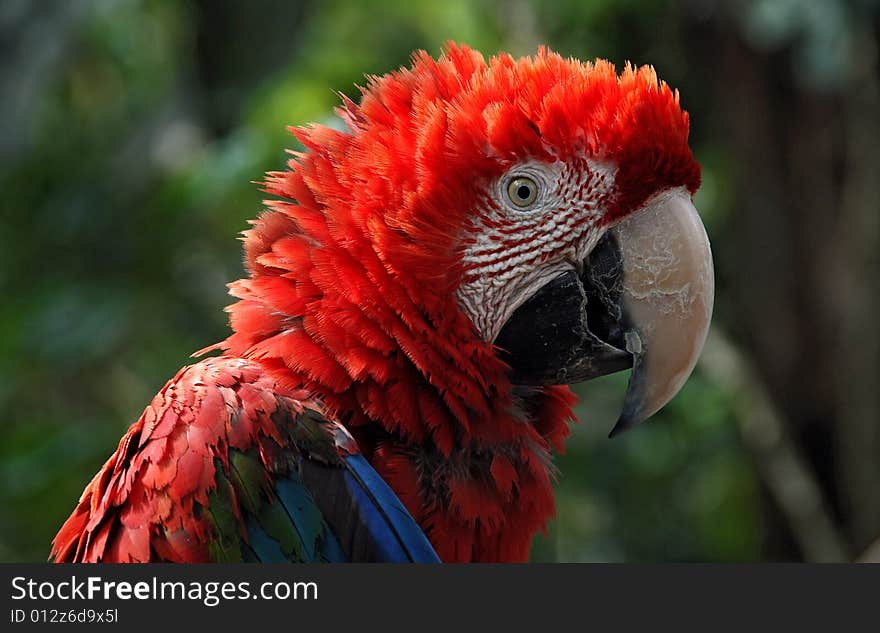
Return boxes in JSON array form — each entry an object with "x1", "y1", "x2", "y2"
[{"x1": 456, "y1": 158, "x2": 617, "y2": 342}]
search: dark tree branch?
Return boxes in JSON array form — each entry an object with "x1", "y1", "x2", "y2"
[{"x1": 700, "y1": 329, "x2": 851, "y2": 562}]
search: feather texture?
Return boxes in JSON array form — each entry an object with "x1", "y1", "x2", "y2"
[{"x1": 51, "y1": 356, "x2": 437, "y2": 563}]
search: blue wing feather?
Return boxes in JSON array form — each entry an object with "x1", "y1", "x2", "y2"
[
  {"x1": 316, "y1": 524, "x2": 346, "y2": 562},
  {"x1": 342, "y1": 454, "x2": 440, "y2": 563},
  {"x1": 243, "y1": 515, "x2": 289, "y2": 562},
  {"x1": 231, "y1": 407, "x2": 439, "y2": 563},
  {"x1": 238, "y1": 452, "x2": 438, "y2": 562},
  {"x1": 274, "y1": 476, "x2": 323, "y2": 561}
]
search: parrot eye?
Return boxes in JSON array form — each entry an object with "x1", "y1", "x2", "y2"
[{"x1": 506, "y1": 176, "x2": 539, "y2": 208}]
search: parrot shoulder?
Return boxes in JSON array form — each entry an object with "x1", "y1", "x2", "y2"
[{"x1": 50, "y1": 356, "x2": 437, "y2": 563}]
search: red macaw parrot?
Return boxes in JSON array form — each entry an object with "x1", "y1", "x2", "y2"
[{"x1": 51, "y1": 43, "x2": 713, "y2": 563}]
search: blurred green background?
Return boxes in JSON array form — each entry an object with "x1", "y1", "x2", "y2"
[{"x1": 2, "y1": 0, "x2": 878, "y2": 562}]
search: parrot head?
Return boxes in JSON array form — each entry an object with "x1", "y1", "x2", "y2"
[{"x1": 227, "y1": 43, "x2": 712, "y2": 445}]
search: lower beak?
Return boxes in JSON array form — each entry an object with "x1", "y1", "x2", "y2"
[{"x1": 495, "y1": 190, "x2": 714, "y2": 436}]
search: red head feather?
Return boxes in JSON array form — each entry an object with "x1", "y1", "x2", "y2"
[{"x1": 212, "y1": 43, "x2": 699, "y2": 561}]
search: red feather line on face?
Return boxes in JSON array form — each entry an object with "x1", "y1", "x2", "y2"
[{"x1": 196, "y1": 43, "x2": 697, "y2": 562}]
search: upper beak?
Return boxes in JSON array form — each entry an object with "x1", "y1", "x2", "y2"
[{"x1": 495, "y1": 189, "x2": 714, "y2": 436}]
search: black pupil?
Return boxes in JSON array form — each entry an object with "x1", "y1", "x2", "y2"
[{"x1": 516, "y1": 185, "x2": 531, "y2": 200}]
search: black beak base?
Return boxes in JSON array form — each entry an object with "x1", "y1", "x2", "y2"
[{"x1": 495, "y1": 233, "x2": 634, "y2": 387}]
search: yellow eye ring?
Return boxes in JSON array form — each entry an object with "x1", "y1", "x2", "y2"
[{"x1": 506, "y1": 176, "x2": 538, "y2": 208}]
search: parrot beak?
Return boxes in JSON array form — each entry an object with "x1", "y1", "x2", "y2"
[{"x1": 495, "y1": 189, "x2": 714, "y2": 436}]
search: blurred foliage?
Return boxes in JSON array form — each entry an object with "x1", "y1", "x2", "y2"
[{"x1": 2, "y1": 0, "x2": 877, "y2": 562}]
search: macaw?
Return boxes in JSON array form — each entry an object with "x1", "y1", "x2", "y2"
[{"x1": 51, "y1": 43, "x2": 713, "y2": 563}]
